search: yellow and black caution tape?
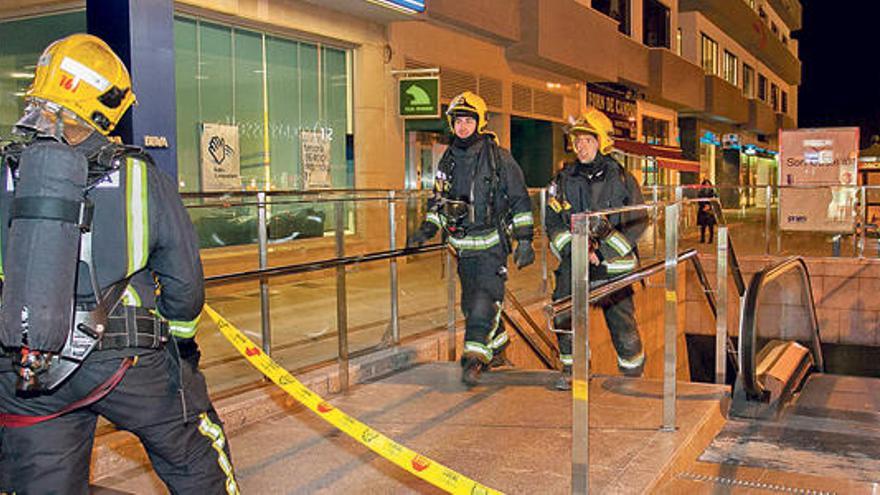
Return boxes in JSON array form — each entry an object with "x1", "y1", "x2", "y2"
[{"x1": 204, "y1": 305, "x2": 503, "y2": 495}]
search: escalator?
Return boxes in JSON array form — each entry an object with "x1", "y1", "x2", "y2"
[{"x1": 696, "y1": 257, "x2": 880, "y2": 486}]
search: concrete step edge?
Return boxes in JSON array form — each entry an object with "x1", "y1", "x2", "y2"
[{"x1": 90, "y1": 328, "x2": 457, "y2": 482}]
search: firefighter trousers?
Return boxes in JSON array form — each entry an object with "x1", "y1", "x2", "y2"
[
  {"x1": 0, "y1": 345, "x2": 238, "y2": 495},
  {"x1": 456, "y1": 244, "x2": 509, "y2": 363},
  {"x1": 552, "y1": 260, "x2": 644, "y2": 373}
]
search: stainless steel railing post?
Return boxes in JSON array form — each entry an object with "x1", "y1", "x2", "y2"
[
  {"x1": 571, "y1": 213, "x2": 591, "y2": 494},
  {"x1": 716, "y1": 226, "x2": 728, "y2": 385},
  {"x1": 540, "y1": 188, "x2": 549, "y2": 296},
  {"x1": 663, "y1": 203, "x2": 679, "y2": 431},
  {"x1": 765, "y1": 185, "x2": 772, "y2": 256},
  {"x1": 446, "y1": 246, "x2": 457, "y2": 362},
  {"x1": 335, "y1": 200, "x2": 350, "y2": 391},
  {"x1": 257, "y1": 191, "x2": 272, "y2": 355},
  {"x1": 389, "y1": 191, "x2": 400, "y2": 344}
]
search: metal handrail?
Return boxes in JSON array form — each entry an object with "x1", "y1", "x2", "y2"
[
  {"x1": 738, "y1": 256, "x2": 824, "y2": 401},
  {"x1": 204, "y1": 244, "x2": 445, "y2": 285},
  {"x1": 547, "y1": 249, "x2": 698, "y2": 316}
]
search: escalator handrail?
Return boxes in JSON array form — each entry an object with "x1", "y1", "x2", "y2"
[
  {"x1": 739, "y1": 256, "x2": 824, "y2": 400},
  {"x1": 549, "y1": 249, "x2": 699, "y2": 314}
]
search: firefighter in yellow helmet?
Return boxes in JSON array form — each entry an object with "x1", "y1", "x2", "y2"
[
  {"x1": 407, "y1": 91, "x2": 535, "y2": 386},
  {"x1": 545, "y1": 108, "x2": 647, "y2": 390},
  {"x1": 0, "y1": 34, "x2": 237, "y2": 494}
]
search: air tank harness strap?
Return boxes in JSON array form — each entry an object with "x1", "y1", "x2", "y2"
[
  {"x1": 0, "y1": 356, "x2": 133, "y2": 428},
  {"x1": 98, "y1": 306, "x2": 170, "y2": 350}
]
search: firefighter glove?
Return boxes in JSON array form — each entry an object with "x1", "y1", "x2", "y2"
[
  {"x1": 407, "y1": 228, "x2": 431, "y2": 248},
  {"x1": 514, "y1": 239, "x2": 535, "y2": 269}
]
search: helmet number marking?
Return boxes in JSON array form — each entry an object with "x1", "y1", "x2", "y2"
[{"x1": 59, "y1": 74, "x2": 80, "y2": 93}]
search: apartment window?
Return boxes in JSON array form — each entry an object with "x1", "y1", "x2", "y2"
[
  {"x1": 593, "y1": 0, "x2": 630, "y2": 35},
  {"x1": 758, "y1": 73, "x2": 768, "y2": 101},
  {"x1": 701, "y1": 34, "x2": 719, "y2": 75},
  {"x1": 642, "y1": 116, "x2": 670, "y2": 145},
  {"x1": 770, "y1": 22, "x2": 779, "y2": 36},
  {"x1": 743, "y1": 64, "x2": 755, "y2": 98},
  {"x1": 722, "y1": 50, "x2": 738, "y2": 86},
  {"x1": 770, "y1": 83, "x2": 779, "y2": 111},
  {"x1": 676, "y1": 28, "x2": 682, "y2": 55},
  {"x1": 643, "y1": 0, "x2": 670, "y2": 48},
  {"x1": 758, "y1": 6, "x2": 767, "y2": 19},
  {"x1": 781, "y1": 91, "x2": 789, "y2": 114},
  {"x1": 782, "y1": 34, "x2": 788, "y2": 46}
]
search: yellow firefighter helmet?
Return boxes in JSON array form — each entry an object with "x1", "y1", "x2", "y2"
[
  {"x1": 446, "y1": 91, "x2": 489, "y2": 134},
  {"x1": 566, "y1": 107, "x2": 614, "y2": 154},
  {"x1": 27, "y1": 33, "x2": 136, "y2": 135}
]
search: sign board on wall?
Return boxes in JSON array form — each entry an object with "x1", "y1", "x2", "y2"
[
  {"x1": 399, "y1": 77, "x2": 440, "y2": 118},
  {"x1": 200, "y1": 123, "x2": 241, "y2": 191},
  {"x1": 779, "y1": 127, "x2": 859, "y2": 232},
  {"x1": 301, "y1": 129, "x2": 332, "y2": 189},
  {"x1": 586, "y1": 83, "x2": 637, "y2": 140}
]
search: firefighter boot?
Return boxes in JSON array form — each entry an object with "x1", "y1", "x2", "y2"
[
  {"x1": 486, "y1": 341, "x2": 511, "y2": 369},
  {"x1": 554, "y1": 365, "x2": 572, "y2": 391},
  {"x1": 461, "y1": 356, "x2": 484, "y2": 387}
]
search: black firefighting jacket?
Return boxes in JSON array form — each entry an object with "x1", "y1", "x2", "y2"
[
  {"x1": 546, "y1": 153, "x2": 647, "y2": 276},
  {"x1": 418, "y1": 134, "x2": 534, "y2": 253}
]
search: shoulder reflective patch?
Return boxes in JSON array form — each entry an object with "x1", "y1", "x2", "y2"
[
  {"x1": 548, "y1": 197, "x2": 562, "y2": 213},
  {"x1": 94, "y1": 170, "x2": 121, "y2": 189}
]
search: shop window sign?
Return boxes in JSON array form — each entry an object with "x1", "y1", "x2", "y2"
[{"x1": 399, "y1": 77, "x2": 440, "y2": 118}]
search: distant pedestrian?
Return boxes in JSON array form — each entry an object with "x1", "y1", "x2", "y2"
[{"x1": 697, "y1": 179, "x2": 717, "y2": 243}]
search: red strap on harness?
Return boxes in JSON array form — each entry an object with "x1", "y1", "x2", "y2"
[{"x1": 0, "y1": 357, "x2": 133, "y2": 428}]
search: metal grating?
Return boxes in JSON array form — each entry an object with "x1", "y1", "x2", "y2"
[
  {"x1": 440, "y1": 66, "x2": 477, "y2": 100},
  {"x1": 512, "y1": 83, "x2": 533, "y2": 114},
  {"x1": 478, "y1": 76, "x2": 503, "y2": 109},
  {"x1": 533, "y1": 89, "x2": 564, "y2": 119},
  {"x1": 405, "y1": 58, "x2": 432, "y2": 70},
  {"x1": 676, "y1": 472, "x2": 836, "y2": 495}
]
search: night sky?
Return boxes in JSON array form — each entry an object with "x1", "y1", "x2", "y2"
[{"x1": 797, "y1": 0, "x2": 880, "y2": 147}]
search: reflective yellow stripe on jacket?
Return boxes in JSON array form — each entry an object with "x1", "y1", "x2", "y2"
[{"x1": 125, "y1": 157, "x2": 149, "y2": 276}]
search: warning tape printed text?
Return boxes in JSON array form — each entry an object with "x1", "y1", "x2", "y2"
[{"x1": 203, "y1": 305, "x2": 503, "y2": 495}]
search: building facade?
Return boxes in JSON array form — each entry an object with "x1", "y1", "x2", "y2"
[
  {"x1": 678, "y1": 0, "x2": 801, "y2": 206},
  {"x1": 0, "y1": 0, "x2": 801, "y2": 197}
]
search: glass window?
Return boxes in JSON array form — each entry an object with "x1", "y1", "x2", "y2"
[
  {"x1": 592, "y1": 0, "x2": 630, "y2": 35},
  {"x1": 0, "y1": 12, "x2": 86, "y2": 130},
  {"x1": 722, "y1": 50, "x2": 738, "y2": 86},
  {"x1": 770, "y1": 83, "x2": 779, "y2": 112},
  {"x1": 758, "y1": 73, "x2": 768, "y2": 102},
  {"x1": 641, "y1": 116, "x2": 669, "y2": 145},
  {"x1": 701, "y1": 33, "x2": 718, "y2": 76},
  {"x1": 676, "y1": 28, "x2": 682, "y2": 56},
  {"x1": 642, "y1": 0, "x2": 670, "y2": 48},
  {"x1": 173, "y1": 16, "x2": 352, "y2": 192},
  {"x1": 743, "y1": 64, "x2": 755, "y2": 98},
  {"x1": 781, "y1": 90, "x2": 789, "y2": 114}
]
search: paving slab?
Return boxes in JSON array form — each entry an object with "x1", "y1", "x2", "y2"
[{"x1": 91, "y1": 363, "x2": 726, "y2": 494}]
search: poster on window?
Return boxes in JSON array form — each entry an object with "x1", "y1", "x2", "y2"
[
  {"x1": 301, "y1": 129, "x2": 332, "y2": 189},
  {"x1": 779, "y1": 127, "x2": 859, "y2": 232},
  {"x1": 200, "y1": 123, "x2": 241, "y2": 192}
]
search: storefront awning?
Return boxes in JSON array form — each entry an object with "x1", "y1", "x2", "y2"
[
  {"x1": 657, "y1": 158, "x2": 700, "y2": 173},
  {"x1": 612, "y1": 140, "x2": 700, "y2": 173}
]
